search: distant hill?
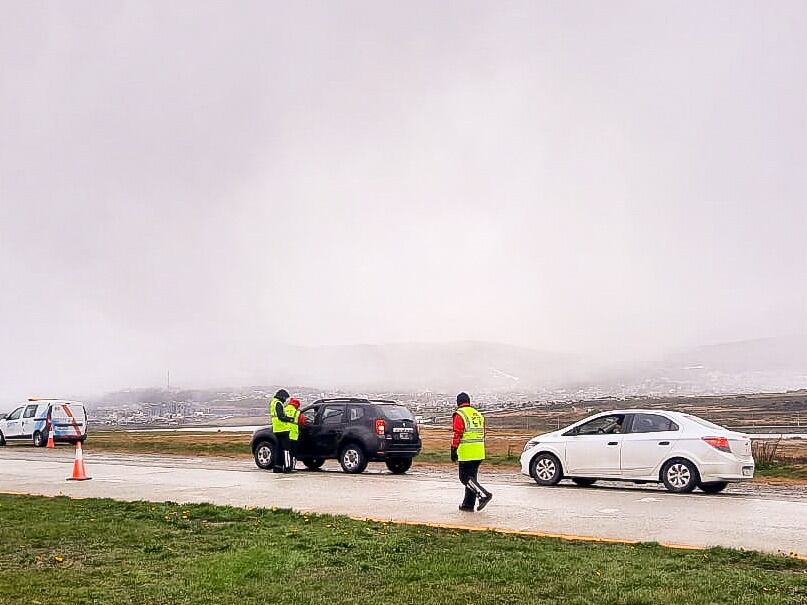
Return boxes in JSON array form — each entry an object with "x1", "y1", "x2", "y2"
[{"x1": 607, "y1": 336, "x2": 807, "y2": 395}]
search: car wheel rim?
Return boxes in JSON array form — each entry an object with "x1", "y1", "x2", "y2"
[
  {"x1": 667, "y1": 463, "x2": 690, "y2": 488},
  {"x1": 343, "y1": 449, "x2": 359, "y2": 470},
  {"x1": 257, "y1": 446, "x2": 272, "y2": 466},
  {"x1": 535, "y1": 458, "x2": 556, "y2": 481}
]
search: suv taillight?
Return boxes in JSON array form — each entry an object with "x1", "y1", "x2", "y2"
[
  {"x1": 703, "y1": 436, "x2": 731, "y2": 453},
  {"x1": 375, "y1": 419, "x2": 386, "y2": 436}
]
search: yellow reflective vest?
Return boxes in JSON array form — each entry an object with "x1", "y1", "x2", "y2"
[
  {"x1": 456, "y1": 406, "x2": 486, "y2": 461},
  {"x1": 285, "y1": 404, "x2": 302, "y2": 441},
  {"x1": 270, "y1": 397, "x2": 293, "y2": 434}
]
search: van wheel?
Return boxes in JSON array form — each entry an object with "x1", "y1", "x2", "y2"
[
  {"x1": 699, "y1": 481, "x2": 729, "y2": 494},
  {"x1": 530, "y1": 453, "x2": 562, "y2": 486},
  {"x1": 302, "y1": 458, "x2": 325, "y2": 470},
  {"x1": 339, "y1": 444, "x2": 368, "y2": 474},
  {"x1": 32, "y1": 431, "x2": 46, "y2": 448},
  {"x1": 254, "y1": 441, "x2": 274, "y2": 470},
  {"x1": 661, "y1": 459, "x2": 699, "y2": 493},
  {"x1": 571, "y1": 478, "x2": 597, "y2": 487},
  {"x1": 385, "y1": 458, "x2": 412, "y2": 474}
]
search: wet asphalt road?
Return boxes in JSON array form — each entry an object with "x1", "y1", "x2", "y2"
[{"x1": 1, "y1": 447, "x2": 805, "y2": 556}]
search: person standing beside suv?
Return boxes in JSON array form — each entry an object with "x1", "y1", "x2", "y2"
[
  {"x1": 269, "y1": 389, "x2": 294, "y2": 473},
  {"x1": 451, "y1": 392, "x2": 493, "y2": 511},
  {"x1": 284, "y1": 398, "x2": 306, "y2": 472}
]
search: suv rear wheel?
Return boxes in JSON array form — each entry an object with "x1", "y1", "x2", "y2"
[
  {"x1": 339, "y1": 444, "x2": 368, "y2": 474},
  {"x1": 254, "y1": 441, "x2": 274, "y2": 470},
  {"x1": 699, "y1": 481, "x2": 729, "y2": 494},
  {"x1": 32, "y1": 431, "x2": 46, "y2": 448},
  {"x1": 385, "y1": 458, "x2": 412, "y2": 474}
]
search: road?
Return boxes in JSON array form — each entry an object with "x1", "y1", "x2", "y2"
[{"x1": 1, "y1": 447, "x2": 806, "y2": 556}]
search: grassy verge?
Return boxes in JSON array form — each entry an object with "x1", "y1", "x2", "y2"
[
  {"x1": 87, "y1": 431, "x2": 251, "y2": 458},
  {"x1": 0, "y1": 495, "x2": 804, "y2": 605},
  {"x1": 755, "y1": 461, "x2": 807, "y2": 481},
  {"x1": 416, "y1": 450, "x2": 520, "y2": 466}
]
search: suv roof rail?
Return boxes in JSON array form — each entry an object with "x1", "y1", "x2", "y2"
[
  {"x1": 368, "y1": 399, "x2": 398, "y2": 404},
  {"x1": 312, "y1": 397, "x2": 373, "y2": 404}
]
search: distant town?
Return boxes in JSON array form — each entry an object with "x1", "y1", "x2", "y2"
[{"x1": 86, "y1": 379, "x2": 807, "y2": 429}]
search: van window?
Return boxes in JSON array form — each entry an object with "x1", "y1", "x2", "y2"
[
  {"x1": 51, "y1": 404, "x2": 86, "y2": 422},
  {"x1": 23, "y1": 405, "x2": 38, "y2": 419},
  {"x1": 7, "y1": 407, "x2": 23, "y2": 421}
]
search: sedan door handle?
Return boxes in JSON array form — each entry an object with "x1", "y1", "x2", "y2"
[
  {"x1": 607, "y1": 441, "x2": 618, "y2": 446},
  {"x1": 658, "y1": 441, "x2": 670, "y2": 446}
]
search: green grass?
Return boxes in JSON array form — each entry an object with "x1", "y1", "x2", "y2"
[
  {"x1": 755, "y1": 461, "x2": 807, "y2": 480},
  {"x1": 0, "y1": 495, "x2": 804, "y2": 605},
  {"x1": 416, "y1": 450, "x2": 521, "y2": 466}
]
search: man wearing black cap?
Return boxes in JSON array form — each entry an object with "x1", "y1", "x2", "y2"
[
  {"x1": 269, "y1": 388, "x2": 294, "y2": 473},
  {"x1": 451, "y1": 392, "x2": 493, "y2": 511}
]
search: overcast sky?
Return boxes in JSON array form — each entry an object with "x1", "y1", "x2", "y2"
[{"x1": 1, "y1": 1, "x2": 806, "y2": 399}]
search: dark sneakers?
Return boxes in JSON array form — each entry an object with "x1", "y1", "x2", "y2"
[
  {"x1": 458, "y1": 505, "x2": 475, "y2": 512},
  {"x1": 477, "y1": 494, "x2": 493, "y2": 511}
]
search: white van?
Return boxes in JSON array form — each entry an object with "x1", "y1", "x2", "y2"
[{"x1": 0, "y1": 399, "x2": 88, "y2": 447}]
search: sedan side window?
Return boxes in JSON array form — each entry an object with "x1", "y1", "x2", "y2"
[
  {"x1": 6, "y1": 407, "x2": 23, "y2": 421},
  {"x1": 575, "y1": 414, "x2": 626, "y2": 435},
  {"x1": 631, "y1": 414, "x2": 679, "y2": 433},
  {"x1": 321, "y1": 406, "x2": 345, "y2": 425}
]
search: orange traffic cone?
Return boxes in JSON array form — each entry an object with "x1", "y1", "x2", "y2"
[
  {"x1": 46, "y1": 424, "x2": 55, "y2": 449},
  {"x1": 66, "y1": 441, "x2": 91, "y2": 481}
]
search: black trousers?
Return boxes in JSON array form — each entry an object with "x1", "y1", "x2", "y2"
[
  {"x1": 458, "y1": 460, "x2": 491, "y2": 507},
  {"x1": 274, "y1": 432, "x2": 292, "y2": 471}
]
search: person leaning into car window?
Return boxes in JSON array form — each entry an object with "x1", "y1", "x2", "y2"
[
  {"x1": 269, "y1": 389, "x2": 294, "y2": 473},
  {"x1": 451, "y1": 392, "x2": 493, "y2": 512},
  {"x1": 284, "y1": 398, "x2": 307, "y2": 472}
]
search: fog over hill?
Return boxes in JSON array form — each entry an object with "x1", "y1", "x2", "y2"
[{"x1": 166, "y1": 336, "x2": 807, "y2": 396}]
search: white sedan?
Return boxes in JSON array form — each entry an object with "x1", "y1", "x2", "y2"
[{"x1": 520, "y1": 410, "x2": 754, "y2": 493}]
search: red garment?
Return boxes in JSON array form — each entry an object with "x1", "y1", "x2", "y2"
[{"x1": 451, "y1": 403, "x2": 471, "y2": 448}]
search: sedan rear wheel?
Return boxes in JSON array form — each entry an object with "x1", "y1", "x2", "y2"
[
  {"x1": 662, "y1": 459, "x2": 699, "y2": 493},
  {"x1": 530, "y1": 453, "x2": 562, "y2": 486}
]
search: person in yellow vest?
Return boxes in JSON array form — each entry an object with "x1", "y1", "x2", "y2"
[
  {"x1": 269, "y1": 389, "x2": 294, "y2": 473},
  {"x1": 284, "y1": 398, "x2": 307, "y2": 472},
  {"x1": 451, "y1": 392, "x2": 493, "y2": 511}
]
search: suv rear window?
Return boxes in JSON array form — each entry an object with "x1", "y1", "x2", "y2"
[{"x1": 379, "y1": 405, "x2": 414, "y2": 420}]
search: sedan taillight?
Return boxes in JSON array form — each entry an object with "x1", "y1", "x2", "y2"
[
  {"x1": 375, "y1": 419, "x2": 386, "y2": 436},
  {"x1": 703, "y1": 436, "x2": 731, "y2": 453}
]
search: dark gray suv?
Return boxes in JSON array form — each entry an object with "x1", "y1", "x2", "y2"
[{"x1": 251, "y1": 398, "x2": 422, "y2": 474}]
